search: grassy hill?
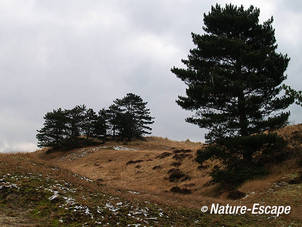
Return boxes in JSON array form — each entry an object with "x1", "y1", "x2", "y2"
[{"x1": 1, "y1": 125, "x2": 302, "y2": 226}]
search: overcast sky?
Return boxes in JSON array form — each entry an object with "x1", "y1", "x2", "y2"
[{"x1": 1, "y1": 0, "x2": 301, "y2": 152}]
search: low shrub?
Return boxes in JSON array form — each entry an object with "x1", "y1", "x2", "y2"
[
  {"x1": 170, "y1": 186, "x2": 192, "y2": 194},
  {"x1": 196, "y1": 133, "x2": 288, "y2": 188}
]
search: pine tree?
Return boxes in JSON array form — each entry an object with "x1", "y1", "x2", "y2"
[
  {"x1": 65, "y1": 105, "x2": 87, "y2": 139},
  {"x1": 111, "y1": 93, "x2": 154, "y2": 140},
  {"x1": 171, "y1": 4, "x2": 296, "y2": 186},
  {"x1": 116, "y1": 112, "x2": 137, "y2": 140},
  {"x1": 36, "y1": 108, "x2": 68, "y2": 148},
  {"x1": 37, "y1": 105, "x2": 104, "y2": 150},
  {"x1": 171, "y1": 4, "x2": 294, "y2": 143},
  {"x1": 107, "y1": 104, "x2": 122, "y2": 137},
  {"x1": 36, "y1": 94, "x2": 154, "y2": 147},
  {"x1": 93, "y1": 108, "x2": 109, "y2": 139},
  {"x1": 82, "y1": 108, "x2": 98, "y2": 139}
]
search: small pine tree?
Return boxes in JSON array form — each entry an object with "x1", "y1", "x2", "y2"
[
  {"x1": 65, "y1": 105, "x2": 87, "y2": 139},
  {"x1": 36, "y1": 108, "x2": 68, "y2": 148},
  {"x1": 82, "y1": 108, "x2": 98, "y2": 139},
  {"x1": 93, "y1": 108, "x2": 109, "y2": 140},
  {"x1": 111, "y1": 93, "x2": 154, "y2": 140},
  {"x1": 116, "y1": 112, "x2": 137, "y2": 140},
  {"x1": 107, "y1": 104, "x2": 122, "y2": 137},
  {"x1": 36, "y1": 94, "x2": 154, "y2": 147}
]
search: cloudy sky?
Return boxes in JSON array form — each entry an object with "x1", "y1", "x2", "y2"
[{"x1": 0, "y1": 0, "x2": 301, "y2": 152}]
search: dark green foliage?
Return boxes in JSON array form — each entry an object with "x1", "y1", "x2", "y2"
[
  {"x1": 82, "y1": 108, "x2": 98, "y2": 139},
  {"x1": 93, "y1": 108, "x2": 109, "y2": 140},
  {"x1": 36, "y1": 93, "x2": 154, "y2": 149},
  {"x1": 107, "y1": 104, "x2": 122, "y2": 137},
  {"x1": 283, "y1": 84, "x2": 302, "y2": 106},
  {"x1": 172, "y1": 3, "x2": 295, "y2": 188},
  {"x1": 196, "y1": 133, "x2": 287, "y2": 187},
  {"x1": 116, "y1": 112, "x2": 138, "y2": 140},
  {"x1": 171, "y1": 4, "x2": 294, "y2": 142},
  {"x1": 65, "y1": 105, "x2": 87, "y2": 139},
  {"x1": 36, "y1": 108, "x2": 68, "y2": 148},
  {"x1": 210, "y1": 163, "x2": 267, "y2": 188},
  {"x1": 36, "y1": 106, "x2": 103, "y2": 150},
  {"x1": 109, "y1": 93, "x2": 154, "y2": 140},
  {"x1": 197, "y1": 133, "x2": 287, "y2": 164}
]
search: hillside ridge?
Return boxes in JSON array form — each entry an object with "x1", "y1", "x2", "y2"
[{"x1": 1, "y1": 125, "x2": 302, "y2": 226}]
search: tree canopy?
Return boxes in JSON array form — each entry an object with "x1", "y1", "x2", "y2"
[
  {"x1": 110, "y1": 93, "x2": 154, "y2": 140},
  {"x1": 36, "y1": 93, "x2": 154, "y2": 149},
  {"x1": 36, "y1": 108, "x2": 68, "y2": 148},
  {"x1": 171, "y1": 4, "x2": 294, "y2": 143},
  {"x1": 171, "y1": 4, "x2": 295, "y2": 187}
]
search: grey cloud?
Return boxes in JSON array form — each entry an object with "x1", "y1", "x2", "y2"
[{"x1": 0, "y1": 0, "x2": 301, "y2": 152}]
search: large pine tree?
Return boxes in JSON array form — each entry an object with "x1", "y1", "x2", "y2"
[{"x1": 171, "y1": 4, "x2": 294, "y2": 142}]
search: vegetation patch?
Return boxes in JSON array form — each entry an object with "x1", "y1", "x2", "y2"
[
  {"x1": 172, "y1": 153, "x2": 193, "y2": 161},
  {"x1": 173, "y1": 149, "x2": 192, "y2": 154},
  {"x1": 156, "y1": 152, "x2": 172, "y2": 159},
  {"x1": 126, "y1": 160, "x2": 143, "y2": 165},
  {"x1": 171, "y1": 162, "x2": 182, "y2": 167},
  {"x1": 0, "y1": 173, "x2": 175, "y2": 226},
  {"x1": 167, "y1": 168, "x2": 190, "y2": 182},
  {"x1": 170, "y1": 186, "x2": 192, "y2": 194},
  {"x1": 152, "y1": 165, "x2": 161, "y2": 170},
  {"x1": 227, "y1": 190, "x2": 246, "y2": 200},
  {"x1": 288, "y1": 171, "x2": 302, "y2": 185},
  {"x1": 196, "y1": 134, "x2": 288, "y2": 188}
]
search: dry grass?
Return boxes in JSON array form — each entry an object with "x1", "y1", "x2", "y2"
[
  {"x1": 32, "y1": 131, "x2": 302, "y2": 211},
  {"x1": 0, "y1": 152, "x2": 100, "y2": 195},
  {"x1": 32, "y1": 137, "x2": 218, "y2": 208},
  {"x1": 2, "y1": 128, "x2": 302, "y2": 225}
]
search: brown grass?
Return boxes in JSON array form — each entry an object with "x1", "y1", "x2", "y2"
[
  {"x1": 2, "y1": 128, "x2": 302, "y2": 221},
  {"x1": 0, "y1": 152, "x2": 100, "y2": 195}
]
